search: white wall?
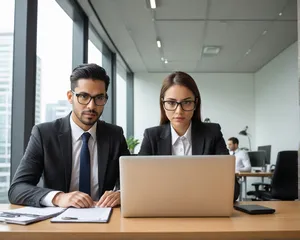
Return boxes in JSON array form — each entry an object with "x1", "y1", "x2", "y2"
[
  {"x1": 134, "y1": 73, "x2": 255, "y2": 152},
  {"x1": 254, "y1": 42, "x2": 299, "y2": 165}
]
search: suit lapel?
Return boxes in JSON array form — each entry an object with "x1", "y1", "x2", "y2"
[
  {"x1": 192, "y1": 121, "x2": 205, "y2": 155},
  {"x1": 96, "y1": 121, "x2": 109, "y2": 197},
  {"x1": 58, "y1": 114, "x2": 73, "y2": 192},
  {"x1": 158, "y1": 124, "x2": 172, "y2": 155}
]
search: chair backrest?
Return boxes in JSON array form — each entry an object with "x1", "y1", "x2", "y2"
[
  {"x1": 271, "y1": 151, "x2": 298, "y2": 200},
  {"x1": 248, "y1": 151, "x2": 266, "y2": 167}
]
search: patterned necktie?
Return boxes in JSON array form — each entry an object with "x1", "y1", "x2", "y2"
[{"x1": 79, "y1": 132, "x2": 91, "y2": 195}]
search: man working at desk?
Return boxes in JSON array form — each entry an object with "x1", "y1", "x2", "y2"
[
  {"x1": 228, "y1": 137, "x2": 251, "y2": 172},
  {"x1": 9, "y1": 63, "x2": 130, "y2": 208}
]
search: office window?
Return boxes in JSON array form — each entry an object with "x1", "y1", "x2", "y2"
[
  {"x1": 0, "y1": 167, "x2": 9, "y2": 173},
  {"x1": 0, "y1": 0, "x2": 14, "y2": 203},
  {"x1": 88, "y1": 40, "x2": 103, "y2": 66},
  {"x1": 36, "y1": 0, "x2": 73, "y2": 124},
  {"x1": 0, "y1": 146, "x2": 6, "y2": 155},
  {"x1": 0, "y1": 115, "x2": 5, "y2": 124},
  {"x1": 116, "y1": 61, "x2": 127, "y2": 137}
]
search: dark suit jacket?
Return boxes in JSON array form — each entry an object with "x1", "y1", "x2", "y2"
[
  {"x1": 139, "y1": 121, "x2": 240, "y2": 201},
  {"x1": 8, "y1": 114, "x2": 130, "y2": 207}
]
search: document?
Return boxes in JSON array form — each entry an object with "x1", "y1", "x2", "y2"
[
  {"x1": 51, "y1": 207, "x2": 112, "y2": 223},
  {"x1": 0, "y1": 207, "x2": 66, "y2": 225}
]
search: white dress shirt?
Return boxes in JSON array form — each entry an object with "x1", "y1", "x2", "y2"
[
  {"x1": 171, "y1": 123, "x2": 192, "y2": 156},
  {"x1": 230, "y1": 148, "x2": 251, "y2": 172},
  {"x1": 40, "y1": 116, "x2": 99, "y2": 206}
]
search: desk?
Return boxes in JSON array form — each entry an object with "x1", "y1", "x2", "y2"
[
  {"x1": 237, "y1": 172, "x2": 273, "y2": 200},
  {"x1": 1, "y1": 201, "x2": 300, "y2": 239}
]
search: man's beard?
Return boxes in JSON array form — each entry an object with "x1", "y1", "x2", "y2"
[{"x1": 75, "y1": 109, "x2": 103, "y2": 126}]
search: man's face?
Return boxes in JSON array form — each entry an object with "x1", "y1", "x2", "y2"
[
  {"x1": 227, "y1": 140, "x2": 237, "y2": 151},
  {"x1": 67, "y1": 79, "x2": 107, "y2": 130}
]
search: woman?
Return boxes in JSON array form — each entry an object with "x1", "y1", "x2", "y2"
[{"x1": 139, "y1": 71, "x2": 240, "y2": 201}]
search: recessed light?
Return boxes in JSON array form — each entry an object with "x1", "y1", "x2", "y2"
[
  {"x1": 161, "y1": 57, "x2": 164, "y2": 61},
  {"x1": 262, "y1": 30, "x2": 267, "y2": 35},
  {"x1": 150, "y1": 0, "x2": 156, "y2": 9},
  {"x1": 164, "y1": 59, "x2": 168, "y2": 64},
  {"x1": 279, "y1": 12, "x2": 282, "y2": 16},
  {"x1": 156, "y1": 40, "x2": 161, "y2": 48},
  {"x1": 202, "y1": 46, "x2": 221, "y2": 56}
]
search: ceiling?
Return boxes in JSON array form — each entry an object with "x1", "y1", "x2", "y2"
[{"x1": 78, "y1": 0, "x2": 297, "y2": 73}]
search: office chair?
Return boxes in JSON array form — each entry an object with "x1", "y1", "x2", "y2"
[{"x1": 247, "y1": 151, "x2": 298, "y2": 200}]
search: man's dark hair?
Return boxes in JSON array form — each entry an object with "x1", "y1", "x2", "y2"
[
  {"x1": 228, "y1": 137, "x2": 239, "y2": 145},
  {"x1": 70, "y1": 63, "x2": 110, "y2": 91}
]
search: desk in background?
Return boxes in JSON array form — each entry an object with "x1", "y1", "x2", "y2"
[
  {"x1": 236, "y1": 172, "x2": 273, "y2": 200},
  {"x1": 0, "y1": 201, "x2": 300, "y2": 240}
]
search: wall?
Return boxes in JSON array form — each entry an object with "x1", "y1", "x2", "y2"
[{"x1": 254, "y1": 42, "x2": 299, "y2": 164}]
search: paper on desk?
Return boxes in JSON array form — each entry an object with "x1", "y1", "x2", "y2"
[
  {"x1": 51, "y1": 207, "x2": 112, "y2": 223},
  {"x1": 0, "y1": 207, "x2": 66, "y2": 225},
  {"x1": 3, "y1": 206, "x2": 65, "y2": 216}
]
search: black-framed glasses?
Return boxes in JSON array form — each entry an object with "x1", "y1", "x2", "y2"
[
  {"x1": 72, "y1": 91, "x2": 108, "y2": 106},
  {"x1": 162, "y1": 100, "x2": 196, "y2": 111}
]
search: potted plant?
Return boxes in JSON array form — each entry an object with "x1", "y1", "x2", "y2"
[{"x1": 126, "y1": 136, "x2": 140, "y2": 154}]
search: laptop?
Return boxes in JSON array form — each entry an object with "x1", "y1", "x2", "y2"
[{"x1": 119, "y1": 155, "x2": 235, "y2": 217}]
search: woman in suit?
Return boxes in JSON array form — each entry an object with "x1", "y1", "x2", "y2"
[{"x1": 139, "y1": 71, "x2": 240, "y2": 201}]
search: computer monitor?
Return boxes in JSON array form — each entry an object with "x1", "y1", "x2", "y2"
[
  {"x1": 248, "y1": 151, "x2": 266, "y2": 168},
  {"x1": 258, "y1": 145, "x2": 271, "y2": 164}
]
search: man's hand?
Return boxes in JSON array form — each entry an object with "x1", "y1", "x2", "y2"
[
  {"x1": 95, "y1": 191, "x2": 120, "y2": 208},
  {"x1": 52, "y1": 191, "x2": 94, "y2": 208}
]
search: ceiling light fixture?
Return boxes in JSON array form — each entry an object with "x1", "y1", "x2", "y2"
[
  {"x1": 156, "y1": 40, "x2": 161, "y2": 48},
  {"x1": 202, "y1": 46, "x2": 221, "y2": 56},
  {"x1": 278, "y1": 12, "x2": 282, "y2": 16},
  {"x1": 150, "y1": 0, "x2": 156, "y2": 9},
  {"x1": 164, "y1": 59, "x2": 168, "y2": 64},
  {"x1": 161, "y1": 57, "x2": 164, "y2": 61},
  {"x1": 262, "y1": 30, "x2": 267, "y2": 35}
]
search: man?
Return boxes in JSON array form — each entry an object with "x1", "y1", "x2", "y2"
[
  {"x1": 228, "y1": 137, "x2": 251, "y2": 172},
  {"x1": 8, "y1": 63, "x2": 130, "y2": 208}
]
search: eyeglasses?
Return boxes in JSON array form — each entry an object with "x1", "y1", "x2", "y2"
[
  {"x1": 162, "y1": 100, "x2": 196, "y2": 111},
  {"x1": 72, "y1": 91, "x2": 108, "y2": 106}
]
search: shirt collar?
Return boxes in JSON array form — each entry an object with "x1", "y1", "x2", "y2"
[
  {"x1": 230, "y1": 148, "x2": 240, "y2": 154},
  {"x1": 170, "y1": 122, "x2": 192, "y2": 146},
  {"x1": 70, "y1": 115, "x2": 97, "y2": 143}
]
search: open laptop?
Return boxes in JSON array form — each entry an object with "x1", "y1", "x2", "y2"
[{"x1": 119, "y1": 155, "x2": 235, "y2": 217}]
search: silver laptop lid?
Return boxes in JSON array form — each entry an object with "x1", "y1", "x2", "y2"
[{"x1": 120, "y1": 155, "x2": 235, "y2": 217}]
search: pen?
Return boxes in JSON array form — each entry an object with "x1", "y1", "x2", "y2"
[
  {"x1": 61, "y1": 216, "x2": 78, "y2": 220},
  {"x1": 61, "y1": 216, "x2": 103, "y2": 221}
]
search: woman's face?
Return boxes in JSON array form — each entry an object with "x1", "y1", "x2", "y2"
[{"x1": 162, "y1": 85, "x2": 196, "y2": 130}]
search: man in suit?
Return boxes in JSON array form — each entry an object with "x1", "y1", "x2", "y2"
[{"x1": 8, "y1": 63, "x2": 130, "y2": 208}]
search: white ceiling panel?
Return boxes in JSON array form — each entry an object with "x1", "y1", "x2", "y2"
[
  {"x1": 156, "y1": 21, "x2": 205, "y2": 61},
  {"x1": 155, "y1": 0, "x2": 208, "y2": 20},
  {"x1": 209, "y1": 0, "x2": 289, "y2": 20}
]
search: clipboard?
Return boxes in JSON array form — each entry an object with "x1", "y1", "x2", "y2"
[{"x1": 51, "y1": 207, "x2": 112, "y2": 223}]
